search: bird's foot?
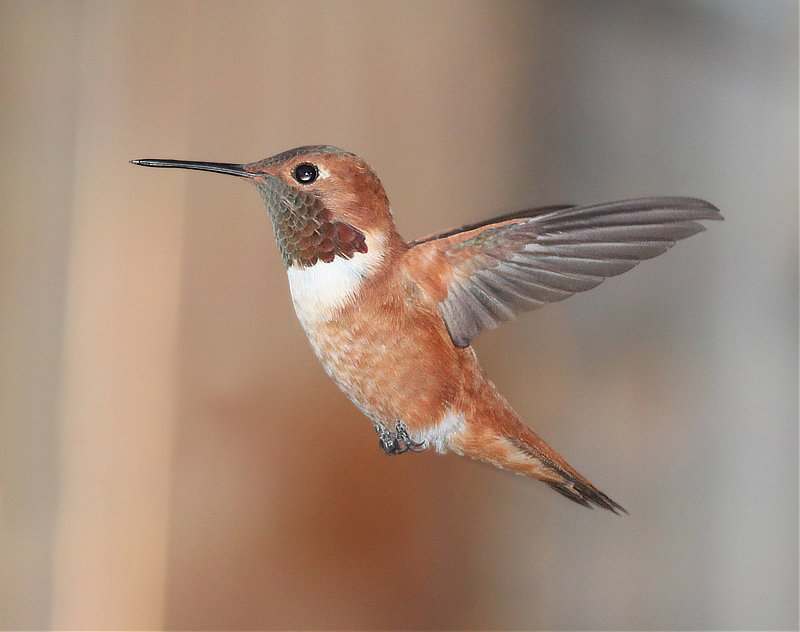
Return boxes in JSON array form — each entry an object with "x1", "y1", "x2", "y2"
[
  {"x1": 395, "y1": 421, "x2": 427, "y2": 453},
  {"x1": 374, "y1": 421, "x2": 427, "y2": 455}
]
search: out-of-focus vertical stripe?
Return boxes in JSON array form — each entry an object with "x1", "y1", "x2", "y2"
[{"x1": 49, "y1": 2, "x2": 192, "y2": 628}]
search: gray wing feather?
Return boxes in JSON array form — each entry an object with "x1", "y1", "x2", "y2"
[{"x1": 439, "y1": 197, "x2": 722, "y2": 348}]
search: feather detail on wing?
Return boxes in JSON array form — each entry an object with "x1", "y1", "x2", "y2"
[
  {"x1": 408, "y1": 197, "x2": 722, "y2": 348},
  {"x1": 408, "y1": 204, "x2": 575, "y2": 246}
]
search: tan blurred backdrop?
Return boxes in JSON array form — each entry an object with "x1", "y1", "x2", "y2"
[{"x1": 1, "y1": 1, "x2": 797, "y2": 629}]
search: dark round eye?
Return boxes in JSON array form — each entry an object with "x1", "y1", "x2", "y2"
[{"x1": 293, "y1": 162, "x2": 318, "y2": 184}]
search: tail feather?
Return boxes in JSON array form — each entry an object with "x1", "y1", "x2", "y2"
[
  {"x1": 449, "y1": 415, "x2": 626, "y2": 514},
  {"x1": 544, "y1": 470, "x2": 626, "y2": 514},
  {"x1": 506, "y1": 435, "x2": 627, "y2": 514}
]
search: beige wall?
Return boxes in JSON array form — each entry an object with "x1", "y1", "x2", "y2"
[{"x1": 1, "y1": 1, "x2": 796, "y2": 629}]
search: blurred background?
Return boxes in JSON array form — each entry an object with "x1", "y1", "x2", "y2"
[{"x1": 1, "y1": 1, "x2": 797, "y2": 629}]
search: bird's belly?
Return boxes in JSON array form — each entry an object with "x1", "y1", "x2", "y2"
[{"x1": 300, "y1": 316, "x2": 454, "y2": 426}]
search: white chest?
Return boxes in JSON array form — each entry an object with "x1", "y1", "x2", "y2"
[{"x1": 286, "y1": 232, "x2": 386, "y2": 327}]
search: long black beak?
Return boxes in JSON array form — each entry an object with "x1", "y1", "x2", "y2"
[{"x1": 130, "y1": 159, "x2": 255, "y2": 179}]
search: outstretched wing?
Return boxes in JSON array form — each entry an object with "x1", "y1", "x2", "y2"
[{"x1": 409, "y1": 197, "x2": 722, "y2": 348}]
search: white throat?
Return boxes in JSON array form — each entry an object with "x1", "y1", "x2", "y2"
[{"x1": 286, "y1": 232, "x2": 385, "y2": 327}]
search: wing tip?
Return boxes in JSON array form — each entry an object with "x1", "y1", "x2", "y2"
[
  {"x1": 679, "y1": 198, "x2": 724, "y2": 222},
  {"x1": 630, "y1": 196, "x2": 724, "y2": 224}
]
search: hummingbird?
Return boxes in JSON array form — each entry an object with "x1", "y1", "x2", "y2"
[{"x1": 132, "y1": 145, "x2": 721, "y2": 513}]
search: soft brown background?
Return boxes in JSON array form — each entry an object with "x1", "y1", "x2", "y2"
[{"x1": 1, "y1": 1, "x2": 797, "y2": 630}]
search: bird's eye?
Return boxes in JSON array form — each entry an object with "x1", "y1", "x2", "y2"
[{"x1": 293, "y1": 163, "x2": 318, "y2": 184}]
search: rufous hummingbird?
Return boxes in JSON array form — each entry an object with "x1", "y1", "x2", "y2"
[{"x1": 132, "y1": 145, "x2": 721, "y2": 513}]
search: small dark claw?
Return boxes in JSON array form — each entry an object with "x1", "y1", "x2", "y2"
[
  {"x1": 395, "y1": 421, "x2": 427, "y2": 452},
  {"x1": 373, "y1": 421, "x2": 427, "y2": 456}
]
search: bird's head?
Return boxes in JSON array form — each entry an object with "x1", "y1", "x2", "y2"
[{"x1": 133, "y1": 145, "x2": 400, "y2": 269}]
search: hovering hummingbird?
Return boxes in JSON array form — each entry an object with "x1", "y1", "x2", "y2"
[{"x1": 132, "y1": 146, "x2": 721, "y2": 513}]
